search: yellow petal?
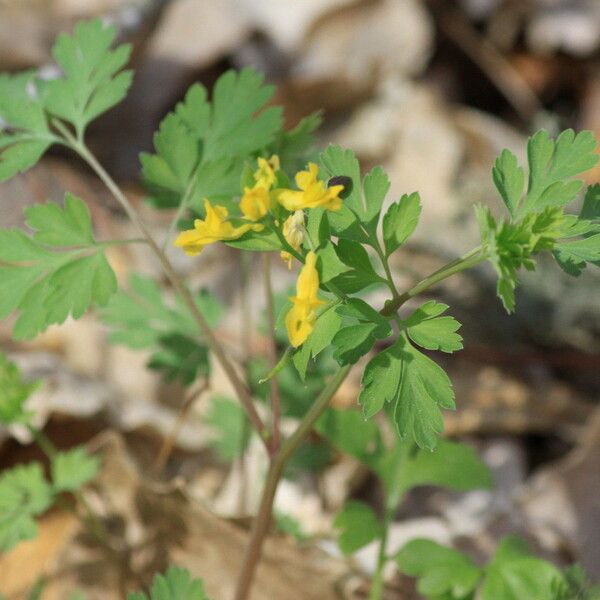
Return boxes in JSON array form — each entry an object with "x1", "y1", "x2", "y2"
[
  {"x1": 240, "y1": 185, "x2": 271, "y2": 221},
  {"x1": 296, "y1": 251, "x2": 321, "y2": 301},
  {"x1": 285, "y1": 302, "x2": 315, "y2": 347},
  {"x1": 173, "y1": 228, "x2": 209, "y2": 256}
]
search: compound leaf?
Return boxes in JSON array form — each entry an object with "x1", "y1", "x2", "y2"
[
  {"x1": 481, "y1": 536, "x2": 563, "y2": 600},
  {"x1": 142, "y1": 69, "x2": 281, "y2": 210},
  {"x1": 205, "y1": 396, "x2": 250, "y2": 462},
  {"x1": 0, "y1": 463, "x2": 54, "y2": 551},
  {"x1": 101, "y1": 274, "x2": 222, "y2": 385},
  {"x1": 0, "y1": 72, "x2": 56, "y2": 181},
  {"x1": 396, "y1": 539, "x2": 482, "y2": 599},
  {"x1": 0, "y1": 194, "x2": 117, "y2": 339},
  {"x1": 43, "y1": 19, "x2": 132, "y2": 136},
  {"x1": 396, "y1": 439, "x2": 492, "y2": 496},
  {"x1": 393, "y1": 335, "x2": 455, "y2": 450},
  {"x1": 51, "y1": 447, "x2": 100, "y2": 492},
  {"x1": 128, "y1": 566, "x2": 209, "y2": 600},
  {"x1": 334, "y1": 501, "x2": 382, "y2": 555}
]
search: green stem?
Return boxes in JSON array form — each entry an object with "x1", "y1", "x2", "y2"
[
  {"x1": 27, "y1": 426, "x2": 57, "y2": 459},
  {"x1": 369, "y1": 442, "x2": 407, "y2": 600},
  {"x1": 234, "y1": 245, "x2": 488, "y2": 599},
  {"x1": 233, "y1": 364, "x2": 352, "y2": 600},
  {"x1": 59, "y1": 127, "x2": 269, "y2": 449},
  {"x1": 373, "y1": 240, "x2": 400, "y2": 300},
  {"x1": 369, "y1": 507, "x2": 394, "y2": 600},
  {"x1": 162, "y1": 171, "x2": 198, "y2": 252},
  {"x1": 263, "y1": 253, "x2": 282, "y2": 454},
  {"x1": 381, "y1": 247, "x2": 486, "y2": 316}
]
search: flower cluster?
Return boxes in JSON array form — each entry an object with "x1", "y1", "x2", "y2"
[{"x1": 175, "y1": 156, "x2": 344, "y2": 347}]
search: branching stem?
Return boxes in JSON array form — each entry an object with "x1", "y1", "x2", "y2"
[{"x1": 57, "y1": 126, "x2": 270, "y2": 449}]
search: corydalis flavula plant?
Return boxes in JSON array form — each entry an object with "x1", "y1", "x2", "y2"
[{"x1": 0, "y1": 17, "x2": 599, "y2": 600}]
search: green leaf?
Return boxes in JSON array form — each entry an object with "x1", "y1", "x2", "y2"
[
  {"x1": 0, "y1": 463, "x2": 54, "y2": 551},
  {"x1": 331, "y1": 299, "x2": 392, "y2": 366},
  {"x1": 25, "y1": 193, "x2": 96, "y2": 247},
  {"x1": 51, "y1": 447, "x2": 100, "y2": 492},
  {"x1": 396, "y1": 539, "x2": 482, "y2": 599},
  {"x1": 128, "y1": 566, "x2": 209, "y2": 600},
  {"x1": 101, "y1": 274, "x2": 222, "y2": 385},
  {"x1": 358, "y1": 343, "x2": 403, "y2": 419},
  {"x1": 0, "y1": 195, "x2": 117, "y2": 339},
  {"x1": 147, "y1": 334, "x2": 210, "y2": 385},
  {"x1": 316, "y1": 408, "x2": 381, "y2": 463},
  {"x1": 395, "y1": 439, "x2": 492, "y2": 496},
  {"x1": 0, "y1": 353, "x2": 39, "y2": 425},
  {"x1": 274, "y1": 511, "x2": 308, "y2": 542},
  {"x1": 403, "y1": 300, "x2": 463, "y2": 353},
  {"x1": 316, "y1": 241, "x2": 351, "y2": 283},
  {"x1": 142, "y1": 69, "x2": 282, "y2": 209},
  {"x1": 493, "y1": 130, "x2": 599, "y2": 221},
  {"x1": 361, "y1": 166, "x2": 390, "y2": 230},
  {"x1": 205, "y1": 396, "x2": 250, "y2": 462},
  {"x1": 140, "y1": 112, "x2": 199, "y2": 200},
  {"x1": 269, "y1": 111, "x2": 322, "y2": 173},
  {"x1": 332, "y1": 323, "x2": 380, "y2": 366},
  {"x1": 492, "y1": 149, "x2": 525, "y2": 219},
  {"x1": 383, "y1": 192, "x2": 422, "y2": 255},
  {"x1": 336, "y1": 298, "x2": 391, "y2": 336},
  {"x1": 0, "y1": 72, "x2": 56, "y2": 181},
  {"x1": 328, "y1": 239, "x2": 386, "y2": 294},
  {"x1": 581, "y1": 183, "x2": 600, "y2": 221},
  {"x1": 306, "y1": 206, "x2": 330, "y2": 250},
  {"x1": 481, "y1": 537, "x2": 562, "y2": 600},
  {"x1": 522, "y1": 130, "x2": 598, "y2": 216},
  {"x1": 226, "y1": 227, "x2": 282, "y2": 252},
  {"x1": 43, "y1": 19, "x2": 132, "y2": 136},
  {"x1": 393, "y1": 335, "x2": 455, "y2": 450},
  {"x1": 334, "y1": 501, "x2": 383, "y2": 555},
  {"x1": 553, "y1": 235, "x2": 600, "y2": 276}
]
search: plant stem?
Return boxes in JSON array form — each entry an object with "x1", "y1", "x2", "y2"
[
  {"x1": 61, "y1": 130, "x2": 270, "y2": 448},
  {"x1": 373, "y1": 240, "x2": 400, "y2": 300},
  {"x1": 233, "y1": 245, "x2": 487, "y2": 598},
  {"x1": 369, "y1": 507, "x2": 394, "y2": 600},
  {"x1": 263, "y1": 253, "x2": 282, "y2": 454},
  {"x1": 368, "y1": 443, "x2": 406, "y2": 600},
  {"x1": 381, "y1": 247, "x2": 486, "y2": 316},
  {"x1": 161, "y1": 168, "x2": 199, "y2": 252},
  {"x1": 233, "y1": 364, "x2": 352, "y2": 600}
]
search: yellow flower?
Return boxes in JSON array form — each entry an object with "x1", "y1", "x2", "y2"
[
  {"x1": 285, "y1": 251, "x2": 324, "y2": 347},
  {"x1": 254, "y1": 155, "x2": 280, "y2": 190},
  {"x1": 280, "y1": 210, "x2": 305, "y2": 268},
  {"x1": 277, "y1": 163, "x2": 343, "y2": 212},
  {"x1": 240, "y1": 185, "x2": 271, "y2": 221},
  {"x1": 174, "y1": 199, "x2": 262, "y2": 256}
]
